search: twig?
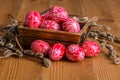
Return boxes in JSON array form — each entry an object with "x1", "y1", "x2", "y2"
[
  {"x1": 15, "y1": 36, "x2": 23, "y2": 52},
  {"x1": 0, "y1": 52, "x2": 17, "y2": 59},
  {"x1": 80, "y1": 16, "x2": 99, "y2": 43},
  {"x1": 0, "y1": 25, "x2": 13, "y2": 32},
  {"x1": 0, "y1": 45, "x2": 15, "y2": 52}
]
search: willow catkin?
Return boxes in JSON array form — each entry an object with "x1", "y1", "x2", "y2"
[
  {"x1": 108, "y1": 50, "x2": 117, "y2": 59},
  {"x1": 107, "y1": 36, "x2": 114, "y2": 42},
  {"x1": 79, "y1": 17, "x2": 88, "y2": 23},
  {"x1": 0, "y1": 36, "x2": 6, "y2": 46},
  {"x1": 43, "y1": 58, "x2": 51, "y2": 67},
  {"x1": 23, "y1": 50, "x2": 34, "y2": 55},
  {"x1": 100, "y1": 43, "x2": 105, "y2": 49},
  {"x1": 104, "y1": 26, "x2": 111, "y2": 31},
  {"x1": 105, "y1": 44, "x2": 113, "y2": 50},
  {"x1": 34, "y1": 53, "x2": 44, "y2": 59},
  {"x1": 16, "y1": 49, "x2": 23, "y2": 57},
  {"x1": 3, "y1": 50, "x2": 11, "y2": 56},
  {"x1": 5, "y1": 43, "x2": 14, "y2": 48},
  {"x1": 114, "y1": 58, "x2": 120, "y2": 64}
]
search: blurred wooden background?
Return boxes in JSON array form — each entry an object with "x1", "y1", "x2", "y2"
[{"x1": 0, "y1": 0, "x2": 120, "y2": 80}]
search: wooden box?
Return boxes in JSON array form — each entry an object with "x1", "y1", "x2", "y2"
[{"x1": 18, "y1": 23, "x2": 89, "y2": 49}]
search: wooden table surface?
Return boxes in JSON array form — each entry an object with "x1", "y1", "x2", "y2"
[{"x1": 0, "y1": 0, "x2": 120, "y2": 80}]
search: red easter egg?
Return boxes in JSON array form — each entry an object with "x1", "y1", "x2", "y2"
[
  {"x1": 25, "y1": 11, "x2": 42, "y2": 28},
  {"x1": 31, "y1": 40, "x2": 50, "y2": 55},
  {"x1": 62, "y1": 18, "x2": 80, "y2": 33},
  {"x1": 39, "y1": 20, "x2": 61, "y2": 30},
  {"x1": 66, "y1": 44, "x2": 85, "y2": 61},
  {"x1": 41, "y1": 11, "x2": 50, "y2": 21},
  {"x1": 49, "y1": 6, "x2": 69, "y2": 23},
  {"x1": 81, "y1": 41, "x2": 101, "y2": 57},
  {"x1": 49, "y1": 43, "x2": 65, "y2": 60}
]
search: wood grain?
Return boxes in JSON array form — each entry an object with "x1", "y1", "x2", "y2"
[{"x1": 0, "y1": 0, "x2": 120, "y2": 80}]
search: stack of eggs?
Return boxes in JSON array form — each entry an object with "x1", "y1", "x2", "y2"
[{"x1": 25, "y1": 6, "x2": 80, "y2": 33}]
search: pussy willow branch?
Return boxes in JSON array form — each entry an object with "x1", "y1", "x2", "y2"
[
  {"x1": 8, "y1": 14, "x2": 24, "y2": 52},
  {"x1": 80, "y1": 16, "x2": 99, "y2": 44},
  {"x1": 15, "y1": 36, "x2": 24, "y2": 52},
  {"x1": 0, "y1": 45, "x2": 15, "y2": 52}
]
